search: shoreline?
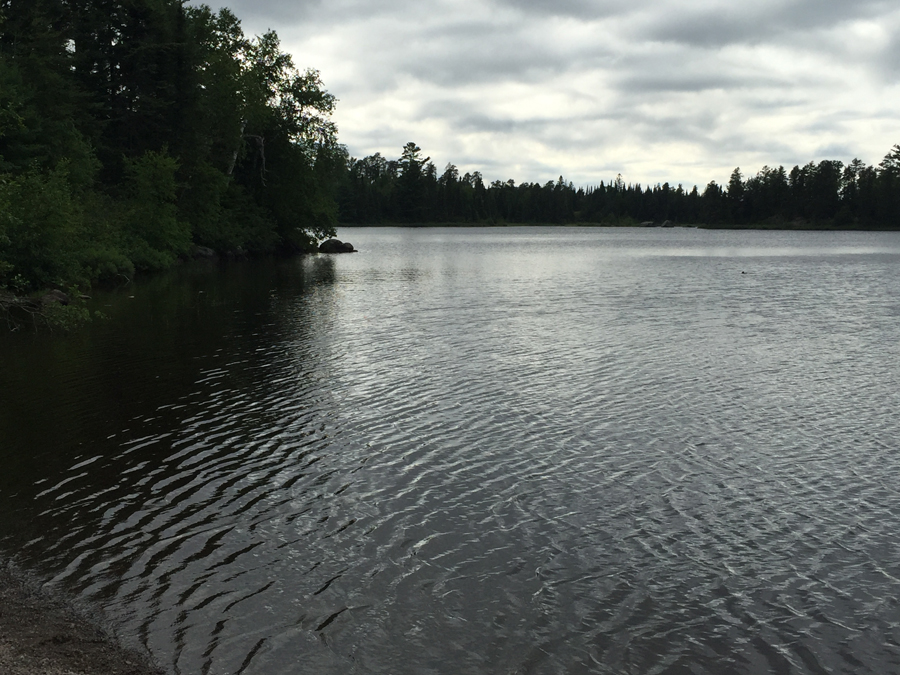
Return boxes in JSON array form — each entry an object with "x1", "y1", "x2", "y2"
[
  {"x1": 0, "y1": 563, "x2": 163, "y2": 675},
  {"x1": 337, "y1": 221, "x2": 900, "y2": 231}
]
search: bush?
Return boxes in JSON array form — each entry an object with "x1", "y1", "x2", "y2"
[
  {"x1": 124, "y1": 150, "x2": 191, "y2": 270},
  {"x1": 0, "y1": 164, "x2": 84, "y2": 291}
]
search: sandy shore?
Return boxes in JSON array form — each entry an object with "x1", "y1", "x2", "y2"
[{"x1": 0, "y1": 564, "x2": 164, "y2": 675}]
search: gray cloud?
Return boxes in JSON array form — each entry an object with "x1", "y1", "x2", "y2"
[
  {"x1": 883, "y1": 36, "x2": 900, "y2": 81},
  {"x1": 200, "y1": 0, "x2": 419, "y2": 27},
  {"x1": 815, "y1": 142, "x2": 856, "y2": 158},
  {"x1": 617, "y1": 72, "x2": 788, "y2": 94},
  {"x1": 490, "y1": 0, "x2": 639, "y2": 19},
  {"x1": 192, "y1": 0, "x2": 900, "y2": 187},
  {"x1": 646, "y1": 0, "x2": 894, "y2": 48}
]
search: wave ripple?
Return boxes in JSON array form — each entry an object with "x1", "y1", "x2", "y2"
[{"x1": 2, "y1": 227, "x2": 900, "y2": 674}]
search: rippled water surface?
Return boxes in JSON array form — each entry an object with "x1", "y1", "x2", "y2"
[{"x1": 3, "y1": 227, "x2": 900, "y2": 674}]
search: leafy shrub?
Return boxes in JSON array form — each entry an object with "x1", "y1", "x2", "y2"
[
  {"x1": 0, "y1": 164, "x2": 83, "y2": 291},
  {"x1": 124, "y1": 150, "x2": 191, "y2": 270}
]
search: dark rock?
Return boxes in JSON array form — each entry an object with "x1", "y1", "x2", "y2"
[
  {"x1": 192, "y1": 245, "x2": 217, "y2": 259},
  {"x1": 661, "y1": 220, "x2": 674, "y2": 227},
  {"x1": 224, "y1": 247, "x2": 248, "y2": 259},
  {"x1": 41, "y1": 290, "x2": 70, "y2": 306},
  {"x1": 640, "y1": 221, "x2": 654, "y2": 227},
  {"x1": 319, "y1": 238, "x2": 356, "y2": 253}
]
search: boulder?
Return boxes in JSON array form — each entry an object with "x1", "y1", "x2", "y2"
[
  {"x1": 319, "y1": 238, "x2": 356, "y2": 253},
  {"x1": 40, "y1": 289, "x2": 70, "y2": 306},
  {"x1": 661, "y1": 220, "x2": 674, "y2": 227},
  {"x1": 640, "y1": 221, "x2": 654, "y2": 227},
  {"x1": 192, "y1": 245, "x2": 217, "y2": 259},
  {"x1": 224, "y1": 246, "x2": 248, "y2": 260}
]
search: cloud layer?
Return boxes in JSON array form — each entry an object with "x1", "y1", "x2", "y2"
[{"x1": 196, "y1": 0, "x2": 900, "y2": 187}]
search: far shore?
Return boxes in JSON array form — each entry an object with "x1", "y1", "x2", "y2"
[{"x1": 337, "y1": 221, "x2": 900, "y2": 231}]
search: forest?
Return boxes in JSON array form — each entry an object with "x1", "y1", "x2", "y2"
[
  {"x1": 0, "y1": 0, "x2": 342, "y2": 300},
  {"x1": 339, "y1": 142, "x2": 900, "y2": 229}
]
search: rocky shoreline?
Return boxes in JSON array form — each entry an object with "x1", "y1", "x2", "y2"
[{"x1": 0, "y1": 564, "x2": 163, "y2": 675}]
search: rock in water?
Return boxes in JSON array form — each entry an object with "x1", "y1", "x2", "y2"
[
  {"x1": 41, "y1": 289, "x2": 70, "y2": 306},
  {"x1": 319, "y1": 239, "x2": 356, "y2": 253},
  {"x1": 192, "y1": 245, "x2": 217, "y2": 259}
]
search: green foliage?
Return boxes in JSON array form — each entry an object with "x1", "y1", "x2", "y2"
[
  {"x1": 219, "y1": 183, "x2": 279, "y2": 253},
  {"x1": 0, "y1": 178, "x2": 13, "y2": 283},
  {"x1": 124, "y1": 149, "x2": 190, "y2": 270},
  {"x1": 179, "y1": 160, "x2": 231, "y2": 249},
  {"x1": 0, "y1": 163, "x2": 83, "y2": 290},
  {"x1": 78, "y1": 193, "x2": 135, "y2": 283},
  {"x1": 0, "y1": 0, "x2": 343, "y2": 327},
  {"x1": 42, "y1": 299, "x2": 91, "y2": 331}
]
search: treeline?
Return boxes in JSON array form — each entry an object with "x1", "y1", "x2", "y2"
[
  {"x1": 339, "y1": 142, "x2": 900, "y2": 229},
  {"x1": 0, "y1": 0, "x2": 343, "y2": 296}
]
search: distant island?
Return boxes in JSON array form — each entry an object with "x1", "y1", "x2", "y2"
[{"x1": 2, "y1": 0, "x2": 899, "y2": 326}]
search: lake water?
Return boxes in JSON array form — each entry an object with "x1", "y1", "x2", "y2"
[{"x1": 2, "y1": 226, "x2": 900, "y2": 674}]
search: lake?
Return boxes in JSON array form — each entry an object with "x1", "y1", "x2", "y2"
[{"x1": 2, "y1": 226, "x2": 900, "y2": 674}]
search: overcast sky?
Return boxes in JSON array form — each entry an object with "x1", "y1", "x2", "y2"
[{"x1": 195, "y1": 0, "x2": 900, "y2": 189}]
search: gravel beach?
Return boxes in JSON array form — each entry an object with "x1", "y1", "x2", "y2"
[{"x1": 0, "y1": 564, "x2": 163, "y2": 675}]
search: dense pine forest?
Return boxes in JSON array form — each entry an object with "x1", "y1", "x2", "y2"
[
  {"x1": 0, "y1": 0, "x2": 342, "y2": 299},
  {"x1": 339, "y1": 142, "x2": 900, "y2": 229}
]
